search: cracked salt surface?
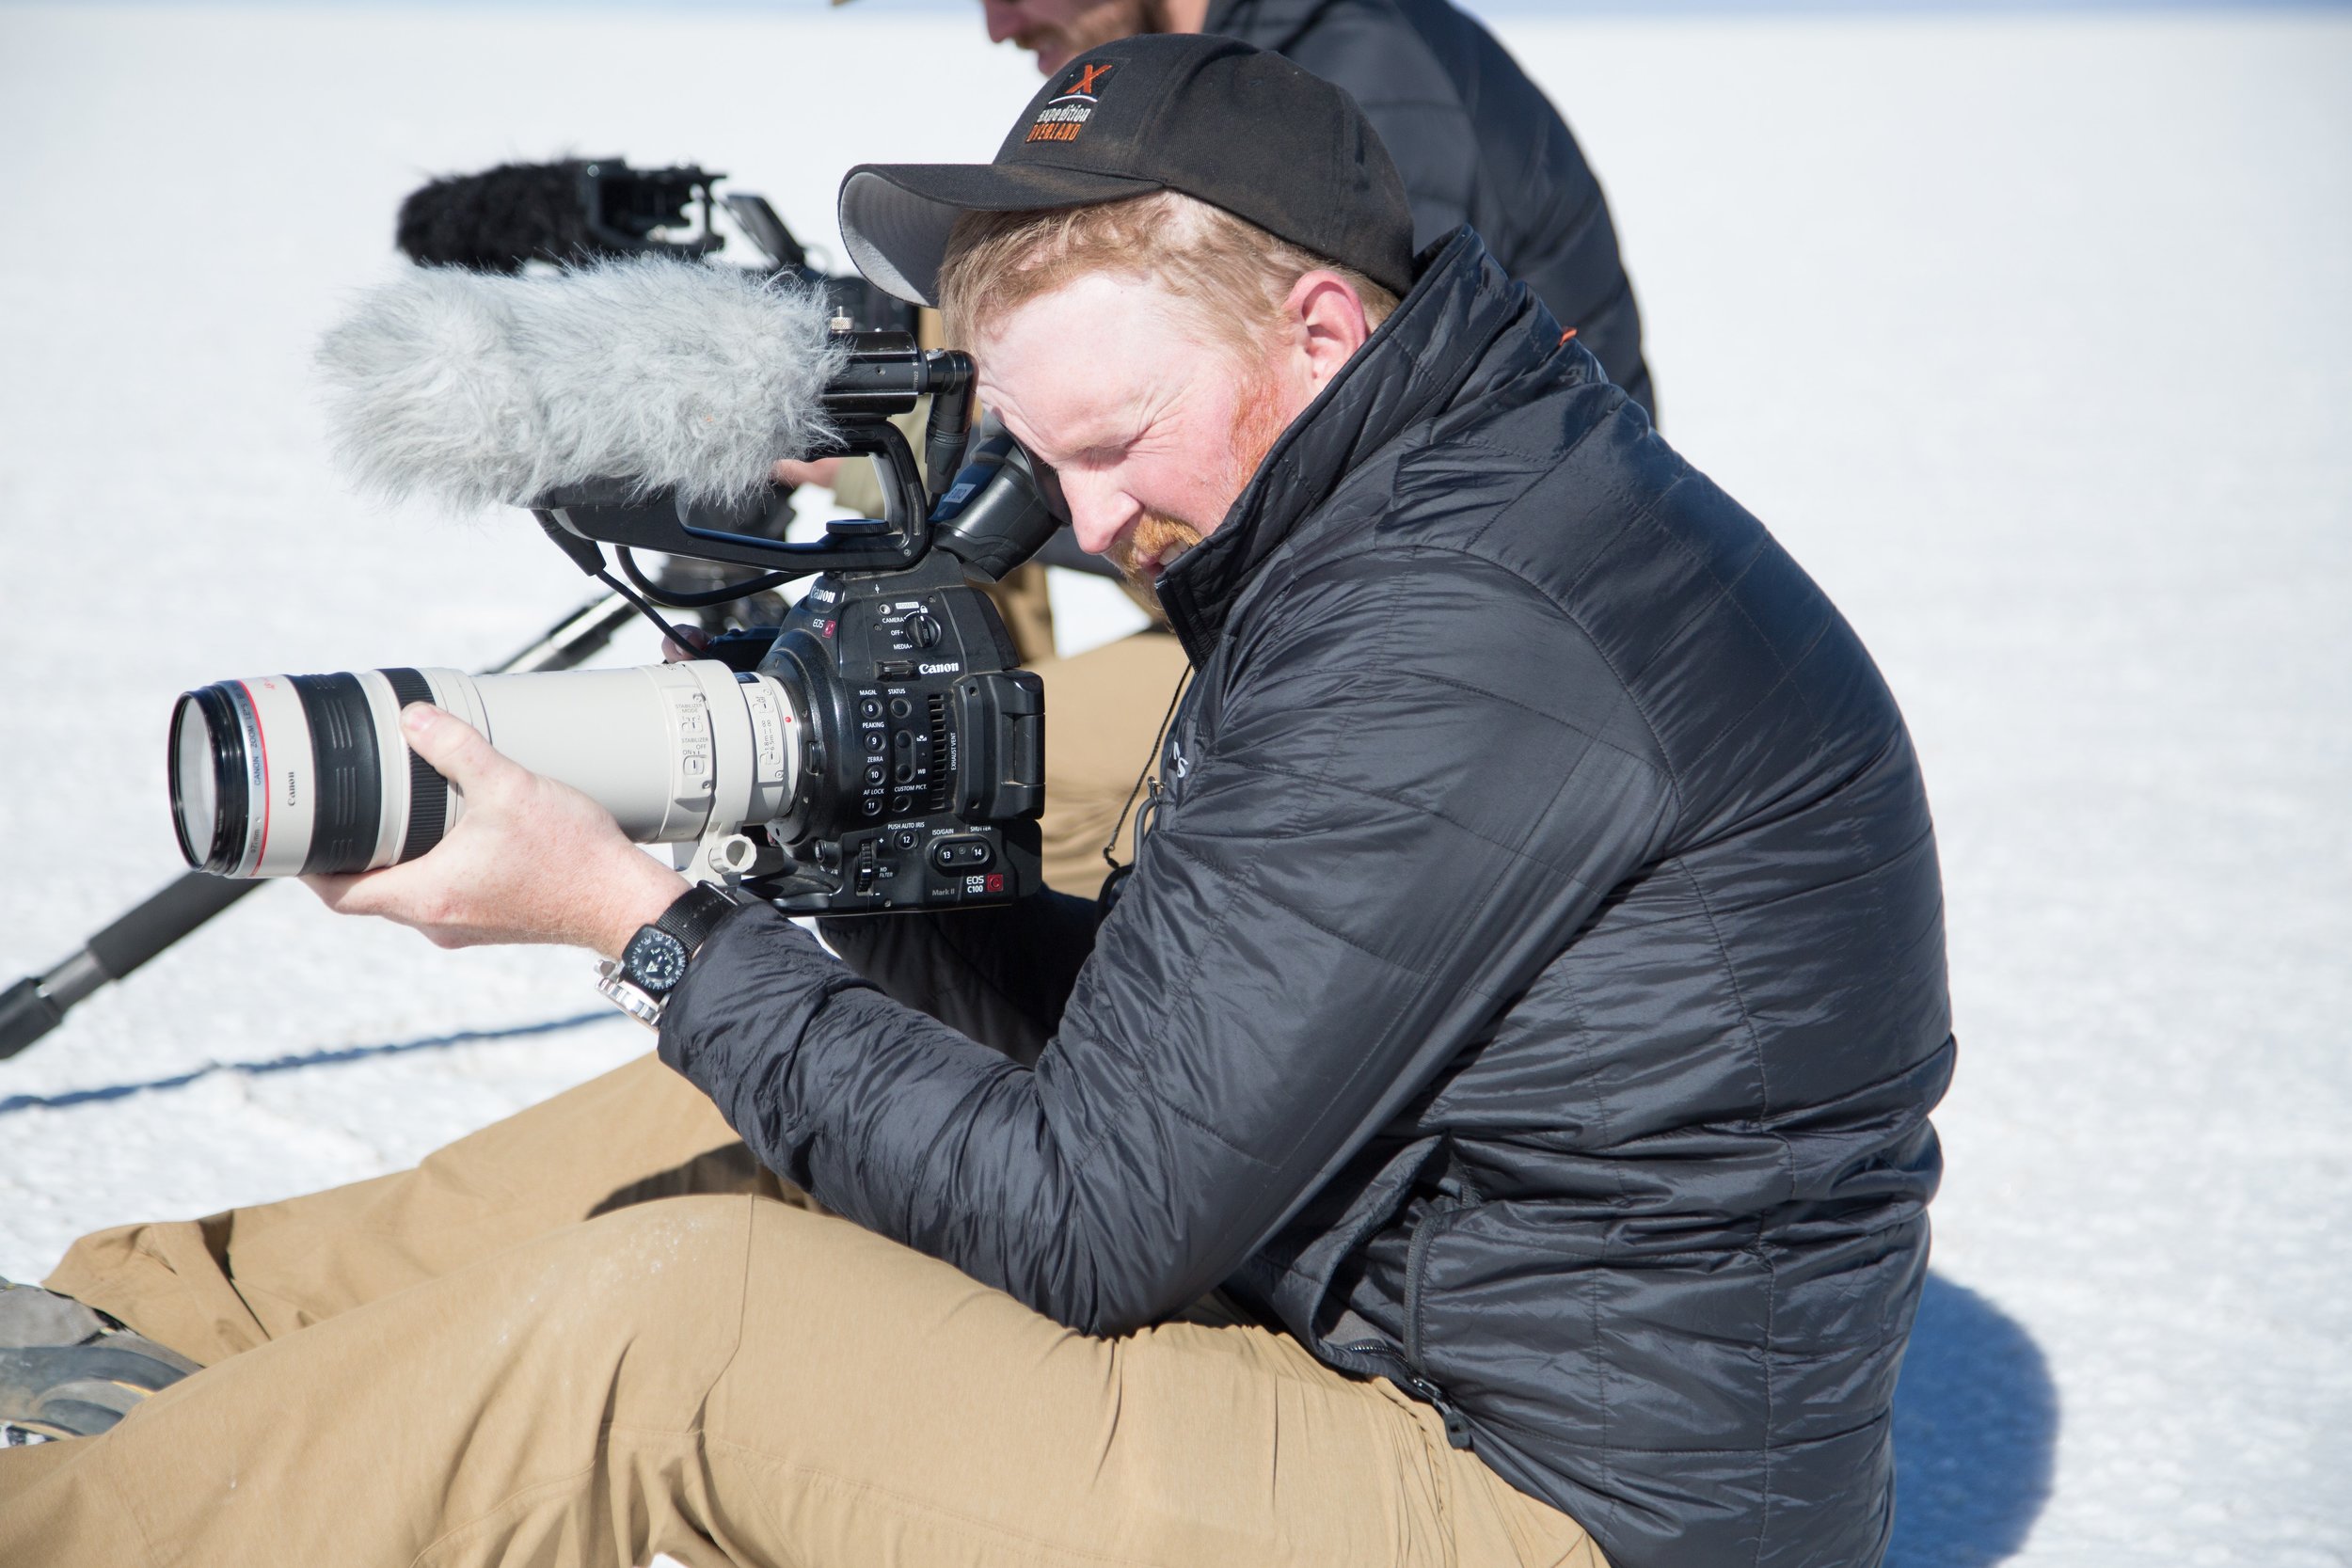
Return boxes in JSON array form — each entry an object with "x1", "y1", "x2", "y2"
[{"x1": 1, "y1": 6, "x2": 2345, "y2": 1564}]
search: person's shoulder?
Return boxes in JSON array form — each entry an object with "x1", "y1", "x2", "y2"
[
  {"x1": 1217, "y1": 0, "x2": 1464, "y2": 110},
  {"x1": 1396, "y1": 349, "x2": 1639, "y2": 507}
]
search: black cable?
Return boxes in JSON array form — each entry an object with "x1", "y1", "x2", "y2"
[
  {"x1": 617, "y1": 546, "x2": 796, "y2": 609},
  {"x1": 1096, "y1": 658, "x2": 1193, "y2": 913},
  {"x1": 591, "y1": 566, "x2": 704, "y2": 657}
]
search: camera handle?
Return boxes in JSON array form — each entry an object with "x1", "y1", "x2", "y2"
[
  {"x1": 535, "y1": 341, "x2": 977, "y2": 587},
  {"x1": 536, "y1": 417, "x2": 935, "y2": 582}
]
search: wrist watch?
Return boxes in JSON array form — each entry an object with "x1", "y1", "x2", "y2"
[{"x1": 594, "y1": 882, "x2": 745, "y2": 1028}]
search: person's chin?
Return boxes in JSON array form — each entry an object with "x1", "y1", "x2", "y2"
[{"x1": 1022, "y1": 34, "x2": 1073, "y2": 72}]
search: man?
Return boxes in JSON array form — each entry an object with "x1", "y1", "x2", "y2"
[
  {"x1": 962, "y1": 0, "x2": 1659, "y2": 899},
  {"x1": 829, "y1": 0, "x2": 1653, "y2": 897},
  {"x1": 1, "y1": 37, "x2": 1949, "y2": 1567}
]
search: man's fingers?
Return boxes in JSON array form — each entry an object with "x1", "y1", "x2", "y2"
[
  {"x1": 304, "y1": 863, "x2": 416, "y2": 913},
  {"x1": 301, "y1": 866, "x2": 410, "y2": 922},
  {"x1": 773, "y1": 456, "x2": 842, "y2": 489},
  {"x1": 301, "y1": 871, "x2": 364, "y2": 911},
  {"x1": 303, "y1": 861, "x2": 466, "y2": 937},
  {"x1": 400, "y1": 704, "x2": 516, "y2": 795}
]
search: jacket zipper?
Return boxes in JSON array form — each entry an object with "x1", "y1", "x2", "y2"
[{"x1": 1402, "y1": 1205, "x2": 1474, "y2": 1449}]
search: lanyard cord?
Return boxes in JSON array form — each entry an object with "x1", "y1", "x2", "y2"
[{"x1": 1096, "y1": 660, "x2": 1194, "y2": 908}]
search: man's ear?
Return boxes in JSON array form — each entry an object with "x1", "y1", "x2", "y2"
[{"x1": 1284, "y1": 269, "x2": 1372, "y2": 394}]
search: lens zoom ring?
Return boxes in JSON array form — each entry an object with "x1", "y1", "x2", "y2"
[
  {"x1": 381, "y1": 668, "x2": 448, "y2": 862},
  {"x1": 291, "y1": 673, "x2": 382, "y2": 875}
]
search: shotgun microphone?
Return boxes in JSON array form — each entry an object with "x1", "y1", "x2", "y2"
[{"x1": 314, "y1": 256, "x2": 848, "y2": 513}]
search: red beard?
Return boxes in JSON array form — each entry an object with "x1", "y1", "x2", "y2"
[{"x1": 1108, "y1": 369, "x2": 1292, "y2": 611}]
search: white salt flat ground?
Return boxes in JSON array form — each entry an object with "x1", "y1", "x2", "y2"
[{"x1": 2, "y1": 4, "x2": 2346, "y2": 1563}]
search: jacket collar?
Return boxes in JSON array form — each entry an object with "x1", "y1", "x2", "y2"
[{"x1": 1156, "y1": 229, "x2": 1556, "y2": 662}]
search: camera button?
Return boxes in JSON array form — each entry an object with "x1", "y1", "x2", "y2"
[{"x1": 929, "y1": 838, "x2": 993, "y2": 872}]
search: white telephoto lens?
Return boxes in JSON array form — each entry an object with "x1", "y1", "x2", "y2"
[{"x1": 169, "y1": 660, "x2": 803, "y2": 878}]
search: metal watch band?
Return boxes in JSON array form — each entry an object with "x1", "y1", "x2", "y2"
[{"x1": 594, "y1": 960, "x2": 665, "y2": 1029}]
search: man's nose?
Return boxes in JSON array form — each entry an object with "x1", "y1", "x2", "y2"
[
  {"x1": 1062, "y1": 474, "x2": 1140, "y2": 556},
  {"x1": 980, "y1": 0, "x2": 1024, "y2": 44}
]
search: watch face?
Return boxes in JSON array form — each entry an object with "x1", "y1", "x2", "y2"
[{"x1": 623, "y1": 927, "x2": 691, "y2": 994}]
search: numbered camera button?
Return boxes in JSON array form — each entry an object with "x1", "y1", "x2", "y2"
[{"x1": 930, "y1": 838, "x2": 993, "y2": 872}]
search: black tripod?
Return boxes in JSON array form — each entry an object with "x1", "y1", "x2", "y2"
[{"x1": 0, "y1": 590, "x2": 642, "y2": 1061}]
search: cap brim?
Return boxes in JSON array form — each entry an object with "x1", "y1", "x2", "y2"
[{"x1": 839, "y1": 164, "x2": 1164, "y2": 308}]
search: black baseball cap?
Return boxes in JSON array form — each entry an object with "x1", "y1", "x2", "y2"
[{"x1": 837, "y1": 34, "x2": 1414, "y2": 308}]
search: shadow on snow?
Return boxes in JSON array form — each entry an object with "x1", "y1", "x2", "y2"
[
  {"x1": 1886, "y1": 1272, "x2": 2058, "y2": 1566},
  {"x1": 0, "y1": 1012, "x2": 616, "y2": 1117}
]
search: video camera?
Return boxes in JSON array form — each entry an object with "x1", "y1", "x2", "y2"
[
  {"x1": 1, "y1": 168, "x2": 1068, "y2": 1063},
  {"x1": 168, "y1": 317, "x2": 1060, "y2": 917}
]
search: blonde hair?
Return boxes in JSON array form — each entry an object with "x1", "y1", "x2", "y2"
[{"x1": 937, "y1": 190, "x2": 1399, "y2": 361}]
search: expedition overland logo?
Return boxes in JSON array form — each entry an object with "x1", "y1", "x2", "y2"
[{"x1": 1026, "y1": 61, "x2": 1115, "y2": 143}]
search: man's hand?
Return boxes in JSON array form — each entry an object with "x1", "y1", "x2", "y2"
[
  {"x1": 773, "y1": 456, "x2": 844, "y2": 490},
  {"x1": 305, "y1": 705, "x2": 688, "y2": 960}
]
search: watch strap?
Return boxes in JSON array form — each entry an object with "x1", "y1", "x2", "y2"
[{"x1": 651, "y1": 880, "x2": 745, "y2": 958}]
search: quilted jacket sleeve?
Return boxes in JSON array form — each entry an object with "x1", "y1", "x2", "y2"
[
  {"x1": 813, "y1": 890, "x2": 1102, "y2": 1068},
  {"x1": 658, "y1": 555, "x2": 1674, "y2": 1335}
]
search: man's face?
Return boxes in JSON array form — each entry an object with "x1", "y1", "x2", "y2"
[
  {"x1": 980, "y1": 0, "x2": 1152, "y2": 75},
  {"x1": 975, "y1": 272, "x2": 1298, "y2": 606}
]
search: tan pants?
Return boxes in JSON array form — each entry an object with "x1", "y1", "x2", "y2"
[
  {"x1": 8, "y1": 1053, "x2": 1602, "y2": 1568},
  {"x1": 1030, "y1": 628, "x2": 1192, "y2": 900}
]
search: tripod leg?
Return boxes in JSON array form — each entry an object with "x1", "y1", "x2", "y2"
[
  {"x1": 488, "y1": 592, "x2": 637, "y2": 675},
  {"x1": 1, "y1": 874, "x2": 262, "y2": 1060}
]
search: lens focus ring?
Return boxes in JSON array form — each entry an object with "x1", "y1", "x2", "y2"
[{"x1": 381, "y1": 668, "x2": 448, "y2": 862}]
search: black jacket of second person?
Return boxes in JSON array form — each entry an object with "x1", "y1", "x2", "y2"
[
  {"x1": 1205, "y1": 0, "x2": 1654, "y2": 417},
  {"x1": 661, "y1": 234, "x2": 1951, "y2": 1566}
]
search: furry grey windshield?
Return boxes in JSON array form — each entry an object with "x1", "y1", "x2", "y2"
[{"x1": 314, "y1": 257, "x2": 846, "y2": 512}]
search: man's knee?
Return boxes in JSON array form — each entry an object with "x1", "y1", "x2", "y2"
[
  {"x1": 437, "y1": 1194, "x2": 845, "y2": 1354},
  {"x1": 554, "y1": 1194, "x2": 759, "y2": 1311}
]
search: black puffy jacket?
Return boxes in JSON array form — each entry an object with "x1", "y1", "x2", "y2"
[
  {"x1": 1205, "y1": 0, "x2": 1654, "y2": 417},
  {"x1": 662, "y1": 233, "x2": 1951, "y2": 1567}
]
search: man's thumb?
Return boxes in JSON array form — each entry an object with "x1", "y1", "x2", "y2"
[{"x1": 400, "y1": 703, "x2": 503, "y2": 788}]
